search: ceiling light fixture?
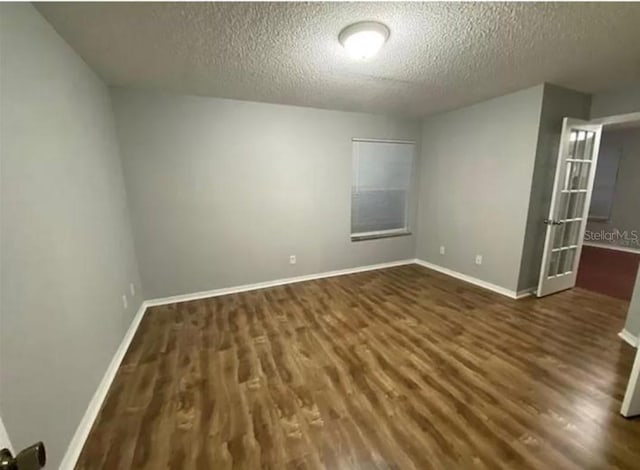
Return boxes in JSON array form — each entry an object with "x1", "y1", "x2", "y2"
[{"x1": 339, "y1": 21, "x2": 390, "y2": 60}]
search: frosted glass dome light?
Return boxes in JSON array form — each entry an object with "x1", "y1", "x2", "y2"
[{"x1": 339, "y1": 22, "x2": 390, "y2": 60}]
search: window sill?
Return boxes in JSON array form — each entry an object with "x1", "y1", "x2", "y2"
[{"x1": 351, "y1": 231, "x2": 411, "y2": 242}]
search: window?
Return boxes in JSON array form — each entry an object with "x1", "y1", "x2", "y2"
[
  {"x1": 589, "y1": 144, "x2": 621, "y2": 221},
  {"x1": 351, "y1": 139, "x2": 415, "y2": 240}
]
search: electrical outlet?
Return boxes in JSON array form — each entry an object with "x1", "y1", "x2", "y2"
[
  {"x1": 122, "y1": 295, "x2": 128, "y2": 309},
  {"x1": 439, "y1": 246, "x2": 446, "y2": 255},
  {"x1": 289, "y1": 255, "x2": 296, "y2": 265},
  {"x1": 129, "y1": 283, "x2": 135, "y2": 296},
  {"x1": 475, "y1": 255, "x2": 483, "y2": 265}
]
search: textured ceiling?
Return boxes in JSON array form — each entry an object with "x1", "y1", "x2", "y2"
[{"x1": 36, "y1": 2, "x2": 640, "y2": 117}]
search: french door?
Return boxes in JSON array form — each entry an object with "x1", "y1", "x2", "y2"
[{"x1": 537, "y1": 118, "x2": 603, "y2": 297}]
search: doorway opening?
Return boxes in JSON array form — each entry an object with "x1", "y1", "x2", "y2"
[
  {"x1": 576, "y1": 119, "x2": 640, "y2": 301},
  {"x1": 548, "y1": 112, "x2": 640, "y2": 418},
  {"x1": 536, "y1": 113, "x2": 640, "y2": 299}
]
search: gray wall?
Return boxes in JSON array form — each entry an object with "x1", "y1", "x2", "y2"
[
  {"x1": 517, "y1": 85, "x2": 591, "y2": 291},
  {"x1": 416, "y1": 85, "x2": 544, "y2": 293},
  {"x1": 110, "y1": 89, "x2": 420, "y2": 299},
  {"x1": 625, "y1": 267, "x2": 640, "y2": 338},
  {"x1": 0, "y1": 4, "x2": 143, "y2": 467},
  {"x1": 590, "y1": 82, "x2": 640, "y2": 118},
  {"x1": 586, "y1": 129, "x2": 640, "y2": 250},
  {"x1": 0, "y1": 4, "x2": 633, "y2": 462}
]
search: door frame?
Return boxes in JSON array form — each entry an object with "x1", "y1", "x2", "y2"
[
  {"x1": 622, "y1": 344, "x2": 640, "y2": 417},
  {"x1": 589, "y1": 111, "x2": 640, "y2": 128},
  {"x1": 588, "y1": 110, "x2": 640, "y2": 418}
]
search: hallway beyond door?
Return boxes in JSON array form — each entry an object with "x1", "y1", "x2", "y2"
[{"x1": 577, "y1": 245, "x2": 640, "y2": 300}]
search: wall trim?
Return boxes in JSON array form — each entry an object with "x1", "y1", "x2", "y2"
[
  {"x1": 583, "y1": 242, "x2": 640, "y2": 255},
  {"x1": 619, "y1": 329, "x2": 639, "y2": 348},
  {"x1": 145, "y1": 259, "x2": 416, "y2": 307},
  {"x1": 59, "y1": 300, "x2": 149, "y2": 470},
  {"x1": 60, "y1": 256, "x2": 533, "y2": 468},
  {"x1": 61, "y1": 259, "x2": 415, "y2": 468},
  {"x1": 515, "y1": 287, "x2": 536, "y2": 299},
  {"x1": 414, "y1": 259, "x2": 524, "y2": 299}
]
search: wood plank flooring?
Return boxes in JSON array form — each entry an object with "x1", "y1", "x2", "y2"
[{"x1": 76, "y1": 265, "x2": 640, "y2": 469}]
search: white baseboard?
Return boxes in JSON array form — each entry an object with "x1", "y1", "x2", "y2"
[
  {"x1": 584, "y1": 242, "x2": 640, "y2": 255},
  {"x1": 59, "y1": 300, "x2": 149, "y2": 470},
  {"x1": 145, "y1": 259, "x2": 415, "y2": 307},
  {"x1": 60, "y1": 256, "x2": 532, "y2": 468},
  {"x1": 619, "y1": 329, "x2": 639, "y2": 348},
  {"x1": 515, "y1": 287, "x2": 536, "y2": 299},
  {"x1": 0, "y1": 416, "x2": 12, "y2": 453},
  {"x1": 59, "y1": 258, "x2": 415, "y2": 468},
  {"x1": 414, "y1": 259, "x2": 525, "y2": 299}
]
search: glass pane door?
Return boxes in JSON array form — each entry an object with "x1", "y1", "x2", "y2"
[
  {"x1": 538, "y1": 119, "x2": 603, "y2": 297},
  {"x1": 545, "y1": 130, "x2": 596, "y2": 279}
]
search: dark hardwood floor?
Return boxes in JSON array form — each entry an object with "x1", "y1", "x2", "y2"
[{"x1": 76, "y1": 264, "x2": 640, "y2": 469}]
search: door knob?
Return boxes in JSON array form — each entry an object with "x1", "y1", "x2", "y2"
[{"x1": 0, "y1": 442, "x2": 46, "y2": 470}]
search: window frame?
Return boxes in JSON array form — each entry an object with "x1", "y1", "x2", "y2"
[{"x1": 350, "y1": 138, "x2": 416, "y2": 242}]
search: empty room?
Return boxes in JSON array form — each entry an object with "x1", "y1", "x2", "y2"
[{"x1": 2, "y1": 2, "x2": 640, "y2": 469}]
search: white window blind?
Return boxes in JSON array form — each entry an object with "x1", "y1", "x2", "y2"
[
  {"x1": 589, "y1": 144, "x2": 621, "y2": 221},
  {"x1": 351, "y1": 139, "x2": 415, "y2": 238}
]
